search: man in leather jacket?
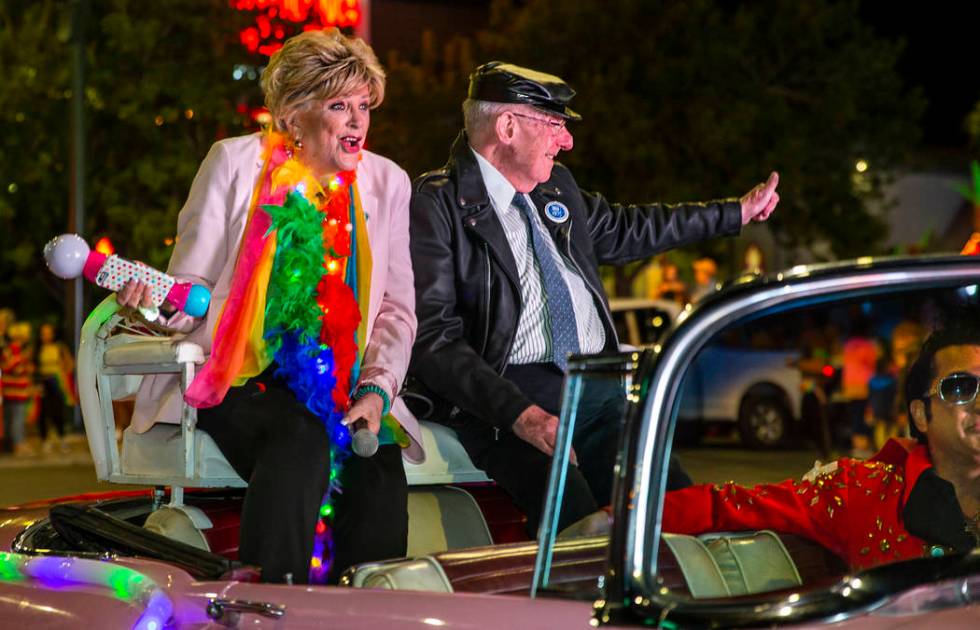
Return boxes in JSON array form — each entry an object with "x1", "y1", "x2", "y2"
[{"x1": 407, "y1": 62, "x2": 780, "y2": 534}]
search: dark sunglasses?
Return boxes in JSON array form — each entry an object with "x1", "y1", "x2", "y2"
[{"x1": 925, "y1": 372, "x2": 980, "y2": 406}]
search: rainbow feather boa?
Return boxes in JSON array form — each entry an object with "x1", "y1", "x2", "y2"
[{"x1": 184, "y1": 131, "x2": 371, "y2": 581}]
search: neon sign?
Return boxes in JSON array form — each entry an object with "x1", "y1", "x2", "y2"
[{"x1": 233, "y1": 0, "x2": 362, "y2": 56}]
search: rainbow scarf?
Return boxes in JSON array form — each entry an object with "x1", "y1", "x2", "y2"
[
  {"x1": 184, "y1": 131, "x2": 374, "y2": 580},
  {"x1": 184, "y1": 132, "x2": 370, "y2": 408},
  {"x1": 54, "y1": 369, "x2": 78, "y2": 407}
]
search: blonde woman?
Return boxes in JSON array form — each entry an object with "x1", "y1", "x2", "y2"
[{"x1": 121, "y1": 29, "x2": 418, "y2": 584}]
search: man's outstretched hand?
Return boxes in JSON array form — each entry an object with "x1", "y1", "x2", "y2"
[
  {"x1": 740, "y1": 171, "x2": 780, "y2": 225},
  {"x1": 512, "y1": 404, "x2": 577, "y2": 465}
]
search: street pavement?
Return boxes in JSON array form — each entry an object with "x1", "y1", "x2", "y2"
[
  {"x1": 677, "y1": 445, "x2": 823, "y2": 486},
  {"x1": 0, "y1": 433, "x2": 143, "y2": 507},
  {"x1": 0, "y1": 430, "x2": 824, "y2": 509},
  {"x1": 0, "y1": 432, "x2": 93, "y2": 470}
]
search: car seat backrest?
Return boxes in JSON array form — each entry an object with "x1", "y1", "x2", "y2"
[
  {"x1": 700, "y1": 530, "x2": 802, "y2": 595},
  {"x1": 662, "y1": 530, "x2": 802, "y2": 598},
  {"x1": 344, "y1": 530, "x2": 843, "y2": 598}
]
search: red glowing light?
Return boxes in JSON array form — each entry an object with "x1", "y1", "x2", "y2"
[
  {"x1": 821, "y1": 365, "x2": 835, "y2": 378},
  {"x1": 234, "y1": 0, "x2": 361, "y2": 56},
  {"x1": 250, "y1": 106, "x2": 272, "y2": 125},
  {"x1": 240, "y1": 27, "x2": 261, "y2": 53},
  {"x1": 94, "y1": 237, "x2": 115, "y2": 256},
  {"x1": 258, "y1": 42, "x2": 283, "y2": 56},
  {"x1": 257, "y1": 15, "x2": 272, "y2": 38}
]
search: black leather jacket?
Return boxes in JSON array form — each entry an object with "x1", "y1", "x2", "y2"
[{"x1": 407, "y1": 131, "x2": 742, "y2": 430}]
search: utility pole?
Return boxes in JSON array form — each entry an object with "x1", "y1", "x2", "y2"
[{"x1": 68, "y1": 0, "x2": 88, "y2": 430}]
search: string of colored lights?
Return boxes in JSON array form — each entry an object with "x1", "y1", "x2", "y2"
[
  {"x1": 258, "y1": 139, "x2": 364, "y2": 581},
  {"x1": 233, "y1": 0, "x2": 362, "y2": 56},
  {"x1": 0, "y1": 551, "x2": 172, "y2": 629}
]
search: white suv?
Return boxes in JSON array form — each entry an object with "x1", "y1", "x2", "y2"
[{"x1": 610, "y1": 298, "x2": 802, "y2": 447}]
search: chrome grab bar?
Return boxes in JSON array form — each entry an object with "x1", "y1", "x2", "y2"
[{"x1": 206, "y1": 598, "x2": 286, "y2": 622}]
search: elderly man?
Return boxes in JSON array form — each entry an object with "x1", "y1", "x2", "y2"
[
  {"x1": 407, "y1": 62, "x2": 779, "y2": 534},
  {"x1": 663, "y1": 314, "x2": 980, "y2": 570}
]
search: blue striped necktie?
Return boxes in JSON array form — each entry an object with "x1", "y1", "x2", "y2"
[{"x1": 512, "y1": 193, "x2": 580, "y2": 370}]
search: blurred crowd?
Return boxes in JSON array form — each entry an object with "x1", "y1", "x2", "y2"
[
  {"x1": 797, "y1": 307, "x2": 926, "y2": 459},
  {"x1": 640, "y1": 255, "x2": 723, "y2": 308},
  {"x1": 0, "y1": 307, "x2": 78, "y2": 458},
  {"x1": 632, "y1": 255, "x2": 931, "y2": 458}
]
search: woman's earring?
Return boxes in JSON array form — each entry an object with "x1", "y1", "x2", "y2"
[{"x1": 294, "y1": 138, "x2": 303, "y2": 151}]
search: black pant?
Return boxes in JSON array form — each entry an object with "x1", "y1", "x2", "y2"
[
  {"x1": 456, "y1": 363, "x2": 691, "y2": 537},
  {"x1": 198, "y1": 371, "x2": 408, "y2": 584},
  {"x1": 39, "y1": 376, "x2": 66, "y2": 441},
  {"x1": 455, "y1": 363, "x2": 622, "y2": 536}
]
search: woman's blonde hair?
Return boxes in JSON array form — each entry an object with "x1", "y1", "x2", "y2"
[{"x1": 261, "y1": 28, "x2": 386, "y2": 132}]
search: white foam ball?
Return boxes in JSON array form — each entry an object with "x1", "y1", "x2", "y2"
[{"x1": 44, "y1": 233, "x2": 90, "y2": 279}]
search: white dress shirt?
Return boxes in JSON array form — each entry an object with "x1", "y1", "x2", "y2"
[{"x1": 471, "y1": 148, "x2": 605, "y2": 364}]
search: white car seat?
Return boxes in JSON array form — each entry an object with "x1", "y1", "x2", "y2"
[{"x1": 77, "y1": 296, "x2": 492, "y2": 555}]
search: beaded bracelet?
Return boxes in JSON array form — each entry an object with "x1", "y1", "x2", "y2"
[{"x1": 353, "y1": 383, "x2": 391, "y2": 416}]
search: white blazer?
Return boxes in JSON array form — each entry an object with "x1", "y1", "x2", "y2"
[{"x1": 132, "y1": 133, "x2": 424, "y2": 463}]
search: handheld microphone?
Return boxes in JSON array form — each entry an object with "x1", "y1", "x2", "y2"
[{"x1": 350, "y1": 419, "x2": 379, "y2": 458}]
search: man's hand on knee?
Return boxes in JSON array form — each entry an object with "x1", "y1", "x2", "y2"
[{"x1": 512, "y1": 405, "x2": 577, "y2": 465}]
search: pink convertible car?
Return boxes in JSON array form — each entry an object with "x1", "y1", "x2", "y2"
[{"x1": 2, "y1": 255, "x2": 978, "y2": 628}]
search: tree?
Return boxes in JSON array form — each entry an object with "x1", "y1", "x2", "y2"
[
  {"x1": 369, "y1": 31, "x2": 474, "y2": 181},
  {"x1": 966, "y1": 96, "x2": 980, "y2": 152},
  {"x1": 0, "y1": 1, "x2": 75, "y2": 320},
  {"x1": 86, "y1": 0, "x2": 257, "y2": 267},
  {"x1": 0, "y1": 0, "x2": 258, "y2": 322},
  {"x1": 373, "y1": 0, "x2": 923, "y2": 294},
  {"x1": 1, "y1": 0, "x2": 924, "y2": 317},
  {"x1": 478, "y1": 0, "x2": 922, "y2": 258}
]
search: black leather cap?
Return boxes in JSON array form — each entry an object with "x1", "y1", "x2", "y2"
[{"x1": 468, "y1": 61, "x2": 582, "y2": 121}]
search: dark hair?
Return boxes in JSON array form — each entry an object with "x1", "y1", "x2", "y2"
[{"x1": 904, "y1": 312, "x2": 980, "y2": 443}]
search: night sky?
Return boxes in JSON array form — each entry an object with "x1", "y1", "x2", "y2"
[
  {"x1": 860, "y1": 2, "x2": 978, "y2": 152},
  {"x1": 372, "y1": 1, "x2": 978, "y2": 156}
]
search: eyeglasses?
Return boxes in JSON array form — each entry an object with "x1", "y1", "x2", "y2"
[
  {"x1": 925, "y1": 372, "x2": 980, "y2": 406},
  {"x1": 508, "y1": 111, "x2": 567, "y2": 136}
]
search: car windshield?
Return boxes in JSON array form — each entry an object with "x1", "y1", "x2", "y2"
[
  {"x1": 531, "y1": 351, "x2": 638, "y2": 597},
  {"x1": 635, "y1": 275, "x2": 980, "y2": 622},
  {"x1": 536, "y1": 261, "x2": 980, "y2": 624}
]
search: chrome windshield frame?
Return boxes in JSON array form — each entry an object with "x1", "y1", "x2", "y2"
[
  {"x1": 531, "y1": 350, "x2": 643, "y2": 597},
  {"x1": 601, "y1": 255, "x2": 980, "y2": 625}
]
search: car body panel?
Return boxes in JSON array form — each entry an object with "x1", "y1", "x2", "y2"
[
  {"x1": 6, "y1": 539, "x2": 976, "y2": 629},
  {"x1": 0, "y1": 506, "x2": 55, "y2": 548},
  {"x1": 4, "y1": 255, "x2": 980, "y2": 628},
  {"x1": 2, "y1": 545, "x2": 595, "y2": 628},
  {"x1": 0, "y1": 580, "x2": 148, "y2": 627}
]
